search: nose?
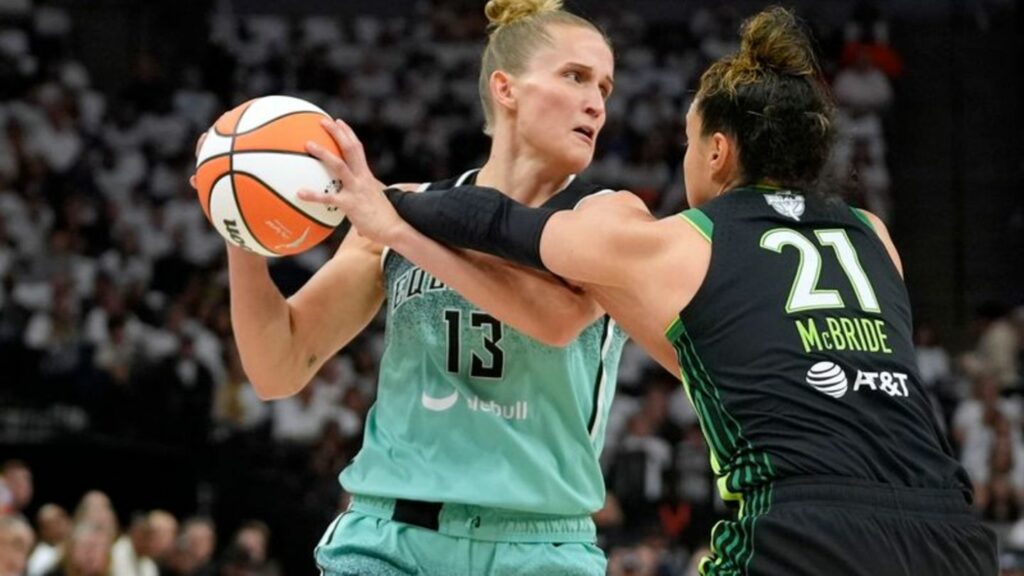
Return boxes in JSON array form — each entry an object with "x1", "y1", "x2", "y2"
[{"x1": 584, "y1": 87, "x2": 605, "y2": 120}]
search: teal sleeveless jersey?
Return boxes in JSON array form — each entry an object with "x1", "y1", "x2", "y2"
[{"x1": 340, "y1": 171, "x2": 628, "y2": 515}]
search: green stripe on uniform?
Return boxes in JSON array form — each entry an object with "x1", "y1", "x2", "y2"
[
  {"x1": 680, "y1": 208, "x2": 714, "y2": 242},
  {"x1": 851, "y1": 207, "x2": 876, "y2": 233},
  {"x1": 698, "y1": 484, "x2": 774, "y2": 575},
  {"x1": 668, "y1": 316, "x2": 776, "y2": 575},
  {"x1": 665, "y1": 316, "x2": 685, "y2": 340}
]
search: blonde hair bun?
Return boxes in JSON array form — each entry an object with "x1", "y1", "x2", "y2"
[{"x1": 485, "y1": 0, "x2": 563, "y2": 30}]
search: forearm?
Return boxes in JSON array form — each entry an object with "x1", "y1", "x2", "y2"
[
  {"x1": 385, "y1": 185, "x2": 652, "y2": 288},
  {"x1": 386, "y1": 186, "x2": 553, "y2": 271},
  {"x1": 389, "y1": 224, "x2": 602, "y2": 346},
  {"x1": 227, "y1": 247, "x2": 309, "y2": 399}
]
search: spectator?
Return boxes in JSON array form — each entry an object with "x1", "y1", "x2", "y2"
[
  {"x1": 916, "y1": 322, "x2": 954, "y2": 392},
  {"x1": 110, "y1": 514, "x2": 158, "y2": 576},
  {"x1": 0, "y1": 461, "x2": 32, "y2": 516},
  {"x1": 953, "y1": 373, "x2": 1020, "y2": 447},
  {"x1": 963, "y1": 302, "x2": 1021, "y2": 391},
  {"x1": 982, "y1": 432, "x2": 1024, "y2": 522},
  {"x1": 611, "y1": 411, "x2": 672, "y2": 528},
  {"x1": 0, "y1": 515, "x2": 35, "y2": 576},
  {"x1": 269, "y1": 383, "x2": 334, "y2": 447},
  {"x1": 43, "y1": 522, "x2": 112, "y2": 576},
  {"x1": 167, "y1": 517, "x2": 216, "y2": 576},
  {"x1": 227, "y1": 521, "x2": 278, "y2": 576},
  {"x1": 22, "y1": 274, "x2": 85, "y2": 405},
  {"x1": 212, "y1": 344, "x2": 268, "y2": 436},
  {"x1": 71, "y1": 492, "x2": 118, "y2": 544},
  {"x1": 966, "y1": 415, "x2": 1024, "y2": 513},
  {"x1": 145, "y1": 511, "x2": 177, "y2": 574},
  {"x1": 593, "y1": 492, "x2": 625, "y2": 550},
  {"x1": 26, "y1": 504, "x2": 70, "y2": 576},
  {"x1": 833, "y1": 47, "x2": 893, "y2": 115}
]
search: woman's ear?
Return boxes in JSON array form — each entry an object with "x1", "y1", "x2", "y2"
[
  {"x1": 709, "y1": 132, "x2": 737, "y2": 184},
  {"x1": 490, "y1": 70, "x2": 517, "y2": 113}
]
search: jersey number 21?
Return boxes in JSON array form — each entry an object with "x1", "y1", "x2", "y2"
[{"x1": 760, "y1": 228, "x2": 881, "y2": 314}]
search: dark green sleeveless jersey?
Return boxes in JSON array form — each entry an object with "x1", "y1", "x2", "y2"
[{"x1": 667, "y1": 186, "x2": 971, "y2": 506}]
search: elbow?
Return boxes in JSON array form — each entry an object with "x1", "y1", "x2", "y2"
[
  {"x1": 250, "y1": 379, "x2": 286, "y2": 401},
  {"x1": 241, "y1": 358, "x2": 307, "y2": 401},
  {"x1": 532, "y1": 302, "x2": 601, "y2": 347}
]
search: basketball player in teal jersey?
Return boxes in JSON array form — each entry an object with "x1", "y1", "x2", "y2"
[
  {"x1": 307, "y1": 7, "x2": 999, "y2": 575},
  {"x1": 201, "y1": 1, "x2": 628, "y2": 574}
]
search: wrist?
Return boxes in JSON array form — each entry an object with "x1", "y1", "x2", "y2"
[
  {"x1": 226, "y1": 243, "x2": 268, "y2": 269},
  {"x1": 383, "y1": 220, "x2": 416, "y2": 252}
]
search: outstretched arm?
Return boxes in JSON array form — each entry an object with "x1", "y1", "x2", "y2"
[
  {"x1": 382, "y1": 188, "x2": 684, "y2": 374},
  {"x1": 300, "y1": 119, "x2": 603, "y2": 346},
  {"x1": 384, "y1": 186, "x2": 662, "y2": 287}
]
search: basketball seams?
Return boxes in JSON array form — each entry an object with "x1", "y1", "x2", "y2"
[
  {"x1": 227, "y1": 104, "x2": 277, "y2": 253},
  {"x1": 231, "y1": 110, "x2": 328, "y2": 137},
  {"x1": 203, "y1": 172, "x2": 231, "y2": 220},
  {"x1": 228, "y1": 173, "x2": 275, "y2": 255},
  {"x1": 226, "y1": 169, "x2": 335, "y2": 229},
  {"x1": 213, "y1": 99, "x2": 255, "y2": 137},
  {"x1": 195, "y1": 149, "x2": 320, "y2": 172}
]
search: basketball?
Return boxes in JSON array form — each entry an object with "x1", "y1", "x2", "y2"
[{"x1": 194, "y1": 95, "x2": 346, "y2": 257}]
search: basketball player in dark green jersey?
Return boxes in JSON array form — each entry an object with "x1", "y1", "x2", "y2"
[{"x1": 306, "y1": 7, "x2": 999, "y2": 575}]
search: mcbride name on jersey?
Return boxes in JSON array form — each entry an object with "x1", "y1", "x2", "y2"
[
  {"x1": 341, "y1": 170, "x2": 627, "y2": 516},
  {"x1": 668, "y1": 187, "x2": 971, "y2": 503}
]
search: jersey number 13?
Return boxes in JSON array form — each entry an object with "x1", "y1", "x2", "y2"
[{"x1": 443, "y1": 310, "x2": 506, "y2": 379}]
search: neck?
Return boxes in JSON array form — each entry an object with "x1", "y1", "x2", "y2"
[
  {"x1": 475, "y1": 128, "x2": 573, "y2": 207},
  {"x1": 715, "y1": 173, "x2": 746, "y2": 197}
]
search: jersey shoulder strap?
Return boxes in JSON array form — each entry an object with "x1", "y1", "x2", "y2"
[
  {"x1": 424, "y1": 170, "x2": 605, "y2": 211},
  {"x1": 423, "y1": 168, "x2": 480, "y2": 191},
  {"x1": 541, "y1": 176, "x2": 608, "y2": 211},
  {"x1": 678, "y1": 208, "x2": 713, "y2": 243}
]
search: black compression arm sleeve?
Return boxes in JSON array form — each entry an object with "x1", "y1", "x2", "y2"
[{"x1": 383, "y1": 186, "x2": 555, "y2": 271}]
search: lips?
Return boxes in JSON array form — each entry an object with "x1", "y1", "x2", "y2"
[{"x1": 573, "y1": 126, "x2": 595, "y2": 143}]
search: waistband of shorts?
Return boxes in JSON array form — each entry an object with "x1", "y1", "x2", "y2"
[
  {"x1": 760, "y1": 476, "x2": 973, "y2": 516},
  {"x1": 348, "y1": 494, "x2": 597, "y2": 543}
]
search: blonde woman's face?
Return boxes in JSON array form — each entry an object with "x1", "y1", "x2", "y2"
[{"x1": 511, "y1": 25, "x2": 614, "y2": 174}]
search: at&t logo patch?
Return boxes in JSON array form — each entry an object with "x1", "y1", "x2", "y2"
[
  {"x1": 805, "y1": 362, "x2": 911, "y2": 399},
  {"x1": 805, "y1": 361, "x2": 848, "y2": 398}
]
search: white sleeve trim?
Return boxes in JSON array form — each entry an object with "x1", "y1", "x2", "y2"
[{"x1": 573, "y1": 188, "x2": 618, "y2": 210}]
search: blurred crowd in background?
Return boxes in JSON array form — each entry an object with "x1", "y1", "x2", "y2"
[{"x1": 0, "y1": 0, "x2": 1021, "y2": 575}]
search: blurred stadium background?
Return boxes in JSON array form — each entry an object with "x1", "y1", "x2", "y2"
[{"x1": 0, "y1": 0, "x2": 1021, "y2": 574}]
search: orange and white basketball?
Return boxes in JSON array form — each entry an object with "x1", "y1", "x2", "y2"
[{"x1": 194, "y1": 95, "x2": 346, "y2": 257}]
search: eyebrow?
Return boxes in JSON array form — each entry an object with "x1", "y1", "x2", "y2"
[{"x1": 565, "y1": 62, "x2": 615, "y2": 91}]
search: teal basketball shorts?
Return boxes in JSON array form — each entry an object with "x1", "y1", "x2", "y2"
[{"x1": 314, "y1": 495, "x2": 606, "y2": 576}]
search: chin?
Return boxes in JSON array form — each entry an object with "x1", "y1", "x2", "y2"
[{"x1": 562, "y1": 150, "x2": 594, "y2": 175}]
